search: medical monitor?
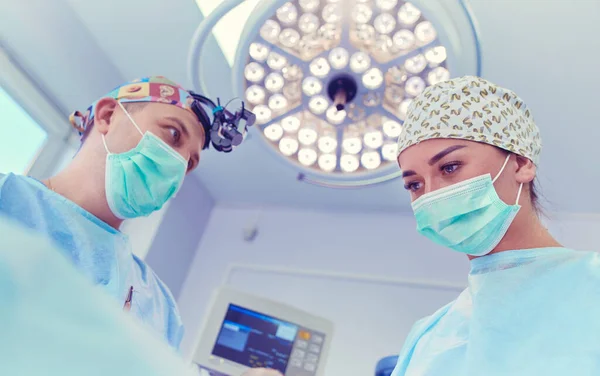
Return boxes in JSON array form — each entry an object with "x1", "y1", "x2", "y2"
[{"x1": 193, "y1": 287, "x2": 333, "y2": 376}]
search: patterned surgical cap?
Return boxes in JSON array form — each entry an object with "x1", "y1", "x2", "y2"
[
  {"x1": 396, "y1": 76, "x2": 542, "y2": 165},
  {"x1": 69, "y1": 76, "x2": 197, "y2": 138}
]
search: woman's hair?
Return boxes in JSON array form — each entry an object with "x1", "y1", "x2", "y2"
[{"x1": 529, "y1": 178, "x2": 542, "y2": 216}]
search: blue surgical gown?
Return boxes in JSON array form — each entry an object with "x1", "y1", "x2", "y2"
[
  {"x1": 392, "y1": 247, "x2": 600, "y2": 376},
  {"x1": 0, "y1": 216, "x2": 199, "y2": 376},
  {"x1": 0, "y1": 173, "x2": 184, "y2": 349}
]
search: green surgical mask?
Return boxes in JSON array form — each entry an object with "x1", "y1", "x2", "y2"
[
  {"x1": 411, "y1": 155, "x2": 523, "y2": 256},
  {"x1": 102, "y1": 102, "x2": 187, "y2": 219}
]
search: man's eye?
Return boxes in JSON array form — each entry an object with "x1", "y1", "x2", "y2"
[{"x1": 169, "y1": 127, "x2": 181, "y2": 143}]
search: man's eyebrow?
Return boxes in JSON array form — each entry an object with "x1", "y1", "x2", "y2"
[{"x1": 428, "y1": 145, "x2": 467, "y2": 166}]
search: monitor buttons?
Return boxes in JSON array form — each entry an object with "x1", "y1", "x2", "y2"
[
  {"x1": 304, "y1": 362, "x2": 316, "y2": 372},
  {"x1": 296, "y1": 340, "x2": 308, "y2": 349},
  {"x1": 311, "y1": 335, "x2": 324, "y2": 345},
  {"x1": 290, "y1": 358, "x2": 303, "y2": 368},
  {"x1": 291, "y1": 349, "x2": 306, "y2": 360}
]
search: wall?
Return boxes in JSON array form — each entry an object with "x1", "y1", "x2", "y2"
[
  {"x1": 177, "y1": 205, "x2": 468, "y2": 375},
  {"x1": 177, "y1": 205, "x2": 600, "y2": 376},
  {"x1": 0, "y1": 0, "x2": 125, "y2": 115},
  {"x1": 144, "y1": 174, "x2": 215, "y2": 299}
]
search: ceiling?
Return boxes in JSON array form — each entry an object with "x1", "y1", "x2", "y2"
[{"x1": 2, "y1": 0, "x2": 599, "y2": 213}]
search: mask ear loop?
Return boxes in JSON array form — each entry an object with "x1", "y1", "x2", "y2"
[
  {"x1": 117, "y1": 101, "x2": 144, "y2": 136},
  {"x1": 515, "y1": 182, "x2": 524, "y2": 205},
  {"x1": 492, "y1": 154, "x2": 524, "y2": 205},
  {"x1": 101, "y1": 135, "x2": 112, "y2": 155},
  {"x1": 101, "y1": 101, "x2": 145, "y2": 155},
  {"x1": 492, "y1": 154, "x2": 511, "y2": 184}
]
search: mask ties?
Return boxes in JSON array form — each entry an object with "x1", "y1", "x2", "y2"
[
  {"x1": 492, "y1": 153, "x2": 524, "y2": 205},
  {"x1": 117, "y1": 101, "x2": 144, "y2": 136},
  {"x1": 102, "y1": 101, "x2": 145, "y2": 155}
]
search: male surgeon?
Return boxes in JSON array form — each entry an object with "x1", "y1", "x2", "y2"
[
  {"x1": 0, "y1": 76, "x2": 259, "y2": 359},
  {"x1": 0, "y1": 213, "x2": 284, "y2": 376}
]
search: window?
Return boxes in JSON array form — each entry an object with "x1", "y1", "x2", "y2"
[
  {"x1": 0, "y1": 86, "x2": 48, "y2": 174},
  {"x1": 0, "y1": 46, "x2": 74, "y2": 179}
]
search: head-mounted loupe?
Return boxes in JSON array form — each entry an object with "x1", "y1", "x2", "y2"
[{"x1": 189, "y1": 92, "x2": 256, "y2": 153}]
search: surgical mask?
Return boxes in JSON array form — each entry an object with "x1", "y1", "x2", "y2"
[
  {"x1": 412, "y1": 154, "x2": 523, "y2": 256},
  {"x1": 102, "y1": 102, "x2": 187, "y2": 219}
]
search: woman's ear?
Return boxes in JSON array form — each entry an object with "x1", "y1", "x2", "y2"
[
  {"x1": 93, "y1": 98, "x2": 118, "y2": 135},
  {"x1": 515, "y1": 155, "x2": 536, "y2": 184}
]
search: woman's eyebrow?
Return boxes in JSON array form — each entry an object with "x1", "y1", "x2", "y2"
[{"x1": 428, "y1": 145, "x2": 467, "y2": 166}]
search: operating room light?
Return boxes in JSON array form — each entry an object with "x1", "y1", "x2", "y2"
[
  {"x1": 374, "y1": 13, "x2": 396, "y2": 34},
  {"x1": 349, "y1": 52, "x2": 371, "y2": 73},
  {"x1": 282, "y1": 115, "x2": 301, "y2": 132},
  {"x1": 308, "y1": 95, "x2": 328, "y2": 114},
  {"x1": 267, "y1": 52, "x2": 287, "y2": 70},
  {"x1": 227, "y1": 0, "x2": 462, "y2": 175},
  {"x1": 188, "y1": 0, "x2": 479, "y2": 180},
  {"x1": 318, "y1": 153, "x2": 336, "y2": 172},
  {"x1": 340, "y1": 154, "x2": 359, "y2": 172},
  {"x1": 279, "y1": 136, "x2": 299, "y2": 156},
  {"x1": 328, "y1": 47, "x2": 349, "y2": 69},
  {"x1": 343, "y1": 136, "x2": 362, "y2": 154},
  {"x1": 361, "y1": 151, "x2": 382, "y2": 170},
  {"x1": 398, "y1": 2, "x2": 420, "y2": 24},
  {"x1": 318, "y1": 135, "x2": 338, "y2": 154},
  {"x1": 299, "y1": 126, "x2": 318, "y2": 145},
  {"x1": 245, "y1": 85, "x2": 266, "y2": 105},
  {"x1": 265, "y1": 72, "x2": 285, "y2": 92},
  {"x1": 398, "y1": 98, "x2": 412, "y2": 119},
  {"x1": 383, "y1": 120, "x2": 402, "y2": 138},
  {"x1": 298, "y1": 147, "x2": 318, "y2": 166},
  {"x1": 309, "y1": 57, "x2": 331, "y2": 77},
  {"x1": 249, "y1": 43, "x2": 270, "y2": 61},
  {"x1": 392, "y1": 30, "x2": 415, "y2": 50},
  {"x1": 299, "y1": 13, "x2": 320, "y2": 34},
  {"x1": 264, "y1": 122, "x2": 284, "y2": 140},
  {"x1": 381, "y1": 143, "x2": 398, "y2": 161}
]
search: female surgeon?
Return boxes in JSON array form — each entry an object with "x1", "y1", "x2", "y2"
[{"x1": 391, "y1": 76, "x2": 600, "y2": 376}]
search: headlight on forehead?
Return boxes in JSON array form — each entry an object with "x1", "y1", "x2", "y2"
[{"x1": 189, "y1": 92, "x2": 256, "y2": 153}]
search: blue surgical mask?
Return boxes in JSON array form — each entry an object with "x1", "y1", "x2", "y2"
[
  {"x1": 102, "y1": 102, "x2": 187, "y2": 219},
  {"x1": 411, "y1": 155, "x2": 523, "y2": 256}
]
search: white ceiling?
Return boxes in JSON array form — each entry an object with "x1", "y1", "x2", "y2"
[{"x1": 2, "y1": 0, "x2": 599, "y2": 213}]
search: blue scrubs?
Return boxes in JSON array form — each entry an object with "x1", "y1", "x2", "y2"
[
  {"x1": 0, "y1": 216, "x2": 198, "y2": 376},
  {"x1": 0, "y1": 173, "x2": 184, "y2": 349},
  {"x1": 392, "y1": 247, "x2": 600, "y2": 376}
]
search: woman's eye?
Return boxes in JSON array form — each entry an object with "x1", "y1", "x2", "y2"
[
  {"x1": 441, "y1": 163, "x2": 460, "y2": 175},
  {"x1": 404, "y1": 181, "x2": 422, "y2": 192}
]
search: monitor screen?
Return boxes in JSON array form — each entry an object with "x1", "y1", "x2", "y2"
[{"x1": 211, "y1": 304, "x2": 326, "y2": 375}]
